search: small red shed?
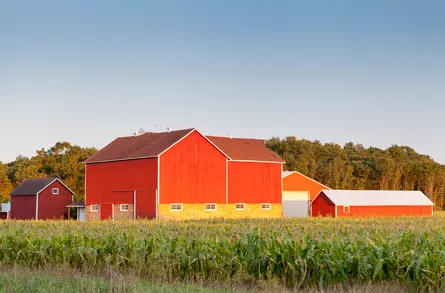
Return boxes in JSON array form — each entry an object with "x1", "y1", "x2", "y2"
[
  {"x1": 10, "y1": 178, "x2": 75, "y2": 220},
  {"x1": 310, "y1": 190, "x2": 434, "y2": 217}
]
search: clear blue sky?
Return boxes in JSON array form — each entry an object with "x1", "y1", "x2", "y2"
[{"x1": 1, "y1": 0, "x2": 445, "y2": 163}]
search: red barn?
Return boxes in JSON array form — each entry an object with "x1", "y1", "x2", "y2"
[
  {"x1": 10, "y1": 178, "x2": 75, "y2": 220},
  {"x1": 310, "y1": 190, "x2": 434, "y2": 217},
  {"x1": 282, "y1": 171, "x2": 330, "y2": 217},
  {"x1": 84, "y1": 128, "x2": 284, "y2": 220}
]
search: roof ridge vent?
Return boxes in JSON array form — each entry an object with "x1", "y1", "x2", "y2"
[{"x1": 133, "y1": 128, "x2": 146, "y2": 137}]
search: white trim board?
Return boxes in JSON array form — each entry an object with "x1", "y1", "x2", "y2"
[{"x1": 283, "y1": 171, "x2": 331, "y2": 190}]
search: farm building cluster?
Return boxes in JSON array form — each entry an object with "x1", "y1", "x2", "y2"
[{"x1": 5, "y1": 128, "x2": 434, "y2": 220}]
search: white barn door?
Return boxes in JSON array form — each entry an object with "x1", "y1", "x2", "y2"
[{"x1": 282, "y1": 191, "x2": 310, "y2": 217}]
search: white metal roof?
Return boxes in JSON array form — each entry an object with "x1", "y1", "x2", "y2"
[{"x1": 319, "y1": 190, "x2": 434, "y2": 206}]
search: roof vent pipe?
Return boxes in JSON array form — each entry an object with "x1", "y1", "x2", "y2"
[{"x1": 229, "y1": 133, "x2": 232, "y2": 139}]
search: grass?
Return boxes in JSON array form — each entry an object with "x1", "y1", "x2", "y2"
[
  {"x1": 0, "y1": 217, "x2": 443, "y2": 292},
  {"x1": 0, "y1": 266, "x2": 413, "y2": 293}
]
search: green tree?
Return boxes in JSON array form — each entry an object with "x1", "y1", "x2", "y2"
[{"x1": 0, "y1": 162, "x2": 12, "y2": 202}]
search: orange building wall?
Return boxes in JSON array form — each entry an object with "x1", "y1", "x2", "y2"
[
  {"x1": 283, "y1": 172, "x2": 329, "y2": 201},
  {"x1": 310, "y1": 193, "x2": 336, "y2": 217},
  {"x1": 336, "y1": 205, "x2": 433, "y2": 217},
  {"x1": 228, "y1": 162, "x2": 282, "y2": 204},
  {"x1": 160, "y1": 131, "x2": 227, "y2": 204},
  {"x1": 85, "y1": 158, "x2": 158, "y2": 205}
]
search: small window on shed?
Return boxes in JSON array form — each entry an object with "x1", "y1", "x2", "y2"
[
  {"x1": 170, "y1": 204, "x2": 183, "y2": 211},
  {"x1": 91, "y1": 205, "x2": 99, "y2": 212},
  {"x1": 343, "y1": 205, "x2": 350, "y2": 213},
  {"x1": 235, "y1": 203, "x2": 246, "y2": 210},
  {"x1": 261, "y1": 203, "x2": 271, "y2": 210},
  {"x1": 52, "y1": 188, "x2": 59, "y2": 195},
  {"x1": 120, "y1": 204, "x2": 129, "y2": 212},
  {"x1": 205, "y1": 203, "x2": 217, "y2": 211}
]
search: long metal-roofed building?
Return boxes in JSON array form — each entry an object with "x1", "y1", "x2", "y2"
[{"x1": 310, "y1": 190, "x2": 434, "y2": 217}]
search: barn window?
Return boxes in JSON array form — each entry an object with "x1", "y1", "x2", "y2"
[
  {"x1": 261, "y1": 203, "x2": 271, "y2": 210},
  {"x1": 205, "y1": 203, "x2": 217, "y2": 211},
  {"x1": 52, "y1": 188, "x2": 59, "y2": 195},
  {"x1": 91, "y1": 205, "x2": 99, "y2": 212},
  {"x1": 343, "y1": 205, "x2": 350, "y2": 213},
  {"x1": 120, "y1": 204, "x2": 129, "y2": 212},
  {"x1": 170, "y1": 204, "x2": 183, "y2": 211},
  {"x1": 235, "y1": 203, "x2": 246, "y2": 210}
]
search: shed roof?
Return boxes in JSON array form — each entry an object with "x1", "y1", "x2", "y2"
[
  {"x1": 318, "y1": 190, "x2": 434, "y2": 206},
  {"x1": 10, "y1": 178, "x2": 58, "y2": 196},
  {"x1": 206, "y1": 136, "x2": 285, "y2": 163},
  {"x1": 84, "y1": 128, "x2": 195, "y2": 163},
  {"x1": 67, "y1": 200, "x2": 85, "y2": 208}
]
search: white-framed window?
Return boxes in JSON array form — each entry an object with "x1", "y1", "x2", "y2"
[
  {"x1": 205, "y1": 203, "x2": 217, "y2": 211},
  {"x1": 91, "y1": 204, "x2": 99, "y2": 212},
  {"x1": 235, "y1": 203, "x2": 246, "y2": 210},
  {"x1": 343, "y1": 205, "x2": 350, "y2": 213},
  {"x1": 261, "y1": 203, "x2": 271, "y2": 210},
  {"x1": 170, "y1": 203, "x2": 183, "y2": 211},
  {"x1": 52, "y1": 188, "x2": 59, "y2": 195},
  {"x1": 120, "y1": 204, "x2": 129, "y2": 212}
]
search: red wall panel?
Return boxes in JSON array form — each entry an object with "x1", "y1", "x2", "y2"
[
  {"x1": 136, "y1": 190, "x2": 157, "y2": 219},
  {"x1": 38, "y1": 181, "x2": 73, "y2": 220},
  {"x1": 336, "y1": 205, "x2": 433, "y2": 217},
  {"x1": 160, "y1": 131, "x2": 227, "y2": 203},
  {"x1": 11, "y1": 195, "x2": 36, "y2": 220},
  {"x1": 85, "y1": 158, "x2": 158, "y2": 205},
  {"x1": 310, "y1": 193, "x2": 335, "y2": 217},
  {"x1": 283, "y1": 172, "x2": 329, "y2": 201},
  {"x1": 101, "y1": 204, "x2": 113, "y2": 220},
  {"x1": 228, "y1": 162, "x2": 282, "y2": 204}
]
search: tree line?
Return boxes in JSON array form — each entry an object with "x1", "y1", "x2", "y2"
[
  {"x1": 266, "y1": 136, "x2": 445, "y2": 208},
  {"x1": 0, "y1": 142, "x2": 97, "y2": 202},
  {"x1": 1, "y1": 138, "x2": 444, "y2": 208}
]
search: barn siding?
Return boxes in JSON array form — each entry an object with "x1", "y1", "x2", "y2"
[
  {"x1": 310, "y1": 193, "x2": 336, "y2": 217},
  {"x1": 38, "y1": 181, "x2": 72, "y2": 220},
  {"x1": 158, "y1": 203, "x2": 282, "y2": 220},
  {"x1": 10, "y1": 195, "x2": 36, "y2": 220},
  {"x1": 283, "y1": 172, "x2": 329, "y2": 201},
  {"x1": 160, "y1": 131, "x2": 227, "y2": 204},
  {"x1": 85, "y1": 158, "x2": 158, "y2": 205},
  {"x1": 336, "y1": 205, "x2": 433, "y2": 217},
  {"x1": 228, "y1": 162, "x2": 282, "y2": 204}
]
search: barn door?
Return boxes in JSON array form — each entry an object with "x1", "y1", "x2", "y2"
[
  {"x1": 135, "y1": 190, "x2": 157, "y2": 219},
  {"x1": 100, "y1": 204, "x2": 113, "y2": 220},
  {"x1": 282, "y1": 191, "x2": 310, "y2": 217}
]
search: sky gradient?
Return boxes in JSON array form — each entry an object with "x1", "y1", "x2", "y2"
[{"x1": 1, "y1": 0, "x2": 445, "y2": 163}]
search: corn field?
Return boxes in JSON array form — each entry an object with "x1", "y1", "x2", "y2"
[{"x1": 0, "y1": 217, "x2": 445, "y2": 292}]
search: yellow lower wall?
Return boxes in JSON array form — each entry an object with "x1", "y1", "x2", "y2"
[{"x1": 158, "y1": 203, "x2": 282, "y2": 220}]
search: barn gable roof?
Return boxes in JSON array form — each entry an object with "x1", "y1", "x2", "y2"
[
  {"x1": 282, "y1": 171, "x2": 331, "y2": 189},
  {"x1": 206, "y1": 136, "x2": 285, "y2": 163},
  {"x1": 316, "y1": 190, "x2": 434, "y2": 206},
  {"x1": 9, "y1": 178, "x2": 75, "y2": 196},
  {"x1": 85, "y1": 129, "x2": 285, "y2": 164},
  {"x1": 84, "y1": 128, "x2": 196, "y2": 163}
]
